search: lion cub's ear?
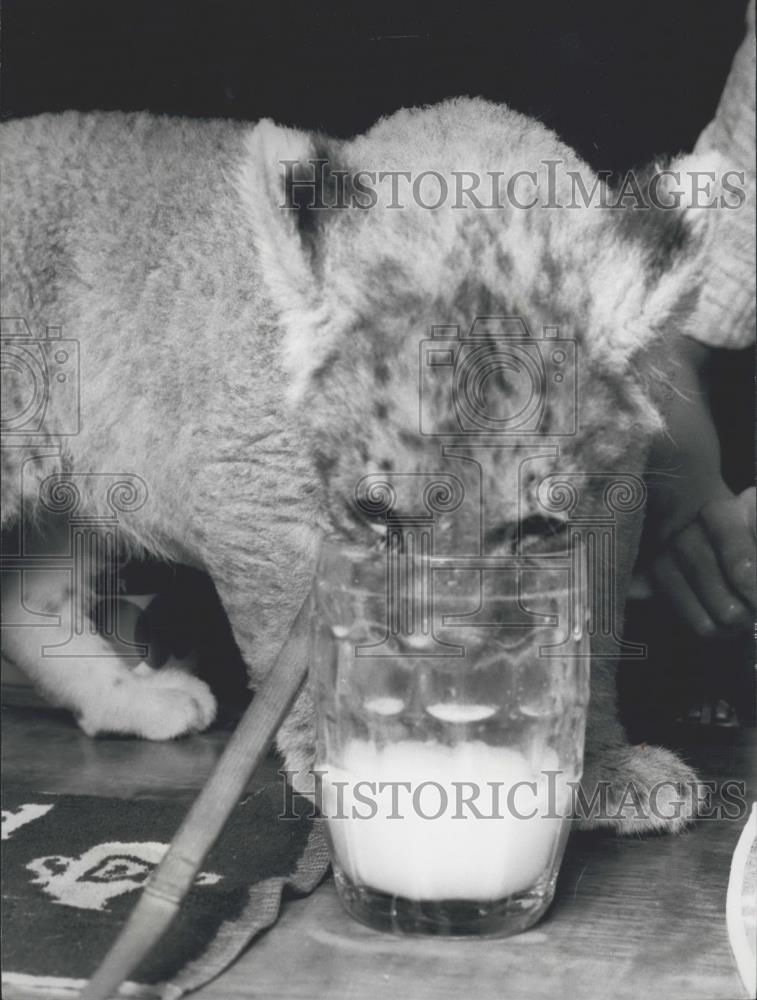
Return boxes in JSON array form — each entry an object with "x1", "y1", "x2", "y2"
[
  {"x1": 239, "y1": 120, "x2": 347, "y2": 398},
  {"x1": 581, "y1": 150, "x2": 735, "y2": 375}
]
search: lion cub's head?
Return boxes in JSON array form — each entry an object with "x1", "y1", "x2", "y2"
[{"x1": 242, "y1": 98, "x2": 709, "y2": 557}]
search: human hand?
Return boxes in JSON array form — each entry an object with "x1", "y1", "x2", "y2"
[{"x1": 650, "y1": 486, "x2": 756, "y2": 635}]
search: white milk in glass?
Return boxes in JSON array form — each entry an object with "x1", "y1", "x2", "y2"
[
  {"x1": 312, "y1": 538, "x2": 590, "y2": 936},
  {"x1": 322, "y1": 734, "x2": 570, "y2": 901}
]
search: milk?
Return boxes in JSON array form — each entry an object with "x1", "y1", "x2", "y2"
[{"x1": 320, "y1": 737, "x2": 570, "y2": 901}]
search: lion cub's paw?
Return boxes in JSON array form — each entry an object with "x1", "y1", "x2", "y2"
[
  {"x1": 77, "y1": 667, "x2": 217, "y2": 740},
  {"x1": 576, "y1": 744, "x2": 706, "y2": 835}
]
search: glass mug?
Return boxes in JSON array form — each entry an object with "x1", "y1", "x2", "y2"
[{"x1": 311, "y1": 531, "x2": 590, "y2": 937}]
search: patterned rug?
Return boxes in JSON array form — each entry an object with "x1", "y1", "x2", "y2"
[{"x1": 1, "y1": 780, "x2": 330, "y2": 998}]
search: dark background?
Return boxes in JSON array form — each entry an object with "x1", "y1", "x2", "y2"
[{"x1": 0, "y1": 0, "x2": 750, "y2": 177}]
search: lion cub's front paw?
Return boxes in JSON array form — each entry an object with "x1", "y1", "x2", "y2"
[
  {"x1": 576, "y1": 744, "x2": 707, "y2": 835},
  {"x1": 78, "y1": 667, "x2": 217, "y2": 739}
]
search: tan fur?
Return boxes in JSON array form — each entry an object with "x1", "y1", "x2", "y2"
[{"x1": 1, "y1": 101, "x2": 710, "y2": 832}]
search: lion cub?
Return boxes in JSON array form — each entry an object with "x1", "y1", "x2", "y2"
[{"x1": 1, "y1": 100, "x2": 711, "y2": 832}]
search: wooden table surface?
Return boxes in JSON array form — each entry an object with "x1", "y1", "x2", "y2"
[{"x1": 2, "y1": 703, "x2": 754, "y2": 1000}]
